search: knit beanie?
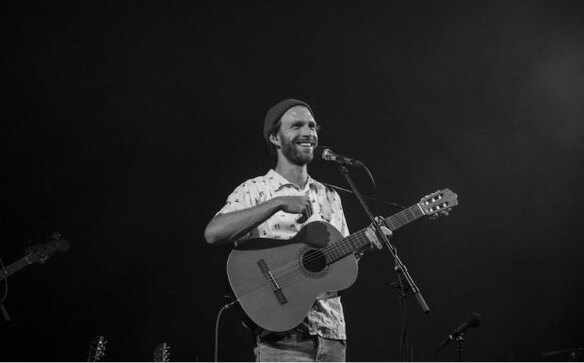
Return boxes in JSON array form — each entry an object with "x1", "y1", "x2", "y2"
[{"x1": 263, "y1": 99, "x2": 314, "y2": 144}]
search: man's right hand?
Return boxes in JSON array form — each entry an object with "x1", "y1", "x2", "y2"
[{"x1": 276, "y1": 194, "x2": 313, "y2": 222}]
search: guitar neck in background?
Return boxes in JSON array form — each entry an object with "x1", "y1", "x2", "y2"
[
  {"x1": 154, "y1": 342, "x2": 170, "y2": 362},
  {"x1": 0, "y1": 254, "x2": 39, "y2": 281},
  {"x1": 87, "y1": 335, "x2": 107, "y2": 362},
  {"x1": 0, "y1": 236, "x2": 70, "y2": 282}
]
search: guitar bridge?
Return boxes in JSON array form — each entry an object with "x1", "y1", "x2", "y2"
[{"x1": 257, "y1": 259, "x2": 287, "y2": 305}]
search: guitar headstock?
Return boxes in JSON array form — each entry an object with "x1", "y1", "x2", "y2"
[
  {"x1": 418, "y1": 189, "x2": 458, "y2": 219},
  {"x1": 154, "y1": 342, "x2": 170, "y2": 362},
  {"x1": 87, "y1": 335, "x2": 107, "y2": 362},
  {"x1": 24, "y1": 232, "x2": 70, "y2": 264}
]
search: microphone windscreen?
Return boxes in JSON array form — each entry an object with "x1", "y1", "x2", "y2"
[
  {"x1": 467, "y1": 312, "x2": 482, "y2": 328},
  {"x1": 314, "y1": 145, "x2": 330, "y2": 161}
]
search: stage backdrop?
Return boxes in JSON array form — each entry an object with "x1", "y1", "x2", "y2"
[{"x1": 1, "y1": 1, "x2": 583, "y2": 361}]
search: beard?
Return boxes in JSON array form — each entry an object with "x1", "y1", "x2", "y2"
[{"x1": 280, "y1": 134, "x2": 316, "y2": 166}]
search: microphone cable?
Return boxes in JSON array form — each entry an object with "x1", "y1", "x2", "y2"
[
  {"x1": 320, "y1": 182, "x2": 406, "y2": 210},
  {"x1": 214, "y1": 296, "x2": 237, "y2": 362}
]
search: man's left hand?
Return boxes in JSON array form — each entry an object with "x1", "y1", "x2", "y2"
[{"x1": 364, "y1": 219, "x2": 393, "y2": 249}]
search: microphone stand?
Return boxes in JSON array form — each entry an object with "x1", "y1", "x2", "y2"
[
  {"x1": 455, "y1": 334, "x2": 465, "y2": 362},
  {"x1": 337, "y1": 165, "x2": 430, "y2": 361}
]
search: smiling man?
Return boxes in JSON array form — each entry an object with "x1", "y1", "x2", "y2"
[{"x1": 204, "y1": 99, "x2": 379, "y2": 361}]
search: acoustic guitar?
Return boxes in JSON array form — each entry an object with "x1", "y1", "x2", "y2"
[{"x1": 227, "y1": 189, "x2": 458, "y2": 332}]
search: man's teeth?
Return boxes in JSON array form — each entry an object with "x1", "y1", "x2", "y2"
[{"x1": 299, "y1": 143, "x2": 313, "y2": 146}]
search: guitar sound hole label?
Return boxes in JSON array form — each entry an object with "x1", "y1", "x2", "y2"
[{"x1": 300, "y1": 248, "x2": 329, "y2": 278}]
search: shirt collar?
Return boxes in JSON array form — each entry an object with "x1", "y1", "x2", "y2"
[{"x1": 265, "y1": 169, "x2": 319, "y2": 192}]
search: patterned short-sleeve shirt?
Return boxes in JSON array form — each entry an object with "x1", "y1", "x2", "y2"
[{"x1": 217, "y1": 169, "x2": 349, "y2": 340}]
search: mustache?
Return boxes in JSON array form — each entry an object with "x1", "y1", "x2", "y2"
[{"x1": 293, "y1": 136, "x2": 317, "y2": 143}]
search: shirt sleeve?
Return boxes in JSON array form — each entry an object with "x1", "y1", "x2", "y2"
[{"x1": 216, "y1": 181, "x2": 259, "y2": 216}]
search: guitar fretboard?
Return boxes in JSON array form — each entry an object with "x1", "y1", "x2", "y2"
[
  {"x1": 324, "y1": 203, "x2": 425, "y2": 263},
  {"x1": 0, "y1": 255, "x2": 36, "y2": 281},
  {"x1": 0, "y1": 245, "x2": 62, "y2": 281}
]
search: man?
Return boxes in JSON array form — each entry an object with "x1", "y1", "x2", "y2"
[{"x1": 205, "y1": 99, "x2": 388, "y2": 362}]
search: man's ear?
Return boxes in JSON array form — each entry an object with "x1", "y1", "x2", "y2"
[{"x1": 269, "y1": 133, "x2": 280, "y2": 148}]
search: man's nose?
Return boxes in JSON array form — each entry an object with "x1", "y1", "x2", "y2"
[{"x1": 300, "y1": 125, "x2": 316, "y2": 135}]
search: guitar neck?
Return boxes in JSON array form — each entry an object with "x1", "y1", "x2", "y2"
[
  {"x1": 154, "y1": 342, "x2": 170, "y2": 362},
  {"x1": 0, "y1": 256, "x2": 35, "y2": 281},
  {"x1": 0, "y1": 236, "x2": 69, "y2": 282},
  {"x1": 87, "y1": 335, "x2": 107, "y2": 362},
  {"x1": 326, "y1": 203, "x2": 425, "y2": 262},
  {"x1": 383, "y1": 203, "x2": 426, "y2": 230},
  {"x1": 0, "y1": 249, "x2": 52, "y2": 281}
]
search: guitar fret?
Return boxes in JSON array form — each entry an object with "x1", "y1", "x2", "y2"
[
  {"x1": 349, "y1": 233, "x2": 361, "y2": 250},
  {"x1": 384, "y1": 217, "x2": 397, "y2": 230},
  {"x1": 386, "y1": 205, "x2": 424, "y2": 231},
  {"x1": 351, "y1": 230, "x2": 365, "y2": 252},
  {"x1": 403, "y1": 209, "x2": 413, "y2": 222},
  {"x1": 355, "y1": 233, "x2": 369, "y2": 250}
]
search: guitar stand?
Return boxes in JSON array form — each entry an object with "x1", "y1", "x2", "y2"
[{"x1": 337, "y1": 164, "x2": 430, "y2": 361}]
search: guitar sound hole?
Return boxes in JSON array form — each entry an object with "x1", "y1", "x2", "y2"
[{"x1": 302, "y1": 249, "x2": 327, "y2": 273}]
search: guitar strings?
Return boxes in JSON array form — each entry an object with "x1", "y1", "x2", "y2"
[
  {"x1": 236, "y1": 206, "x2": 423, "y2": 299},
  {"x1": 272, "y1": 229, "x2": 366, "y2": 277},
  {"x1": 271, "y1": 205, "x2": 419, "y2": 279},
  {"x1": 3, "y1": 246, "x2": 53, "y2": 276},
  {"x1": 269, "y1": 230, "x2": 371, "y2": 289},
  {"x1": 266, "y1": 206, "x2": 424, "y2": 290}
]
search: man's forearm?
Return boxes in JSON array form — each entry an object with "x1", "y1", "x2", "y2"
[{"x1": 204, "y1": 198, "x2": 282, "y2": 245}]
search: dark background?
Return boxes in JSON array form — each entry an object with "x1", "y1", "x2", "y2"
[{"x1": 1, "y1": 0, "x2": 583, "y2": 361}]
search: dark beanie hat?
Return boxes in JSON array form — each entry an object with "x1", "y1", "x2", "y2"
[{"x1": 264, "y1": 99, "x2": 314, "y2": 143}]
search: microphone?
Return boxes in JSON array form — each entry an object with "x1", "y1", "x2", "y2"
[
  {"x1": 438, "y1": 312, "x2": 482, "y2": 349},
  {"x1": 314, "y1": 146, "x2": 364, "y2": 167}
]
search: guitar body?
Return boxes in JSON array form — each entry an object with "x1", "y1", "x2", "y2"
[{"x1": 227, "y1": 221, "x2": 358, "y2": 332}]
